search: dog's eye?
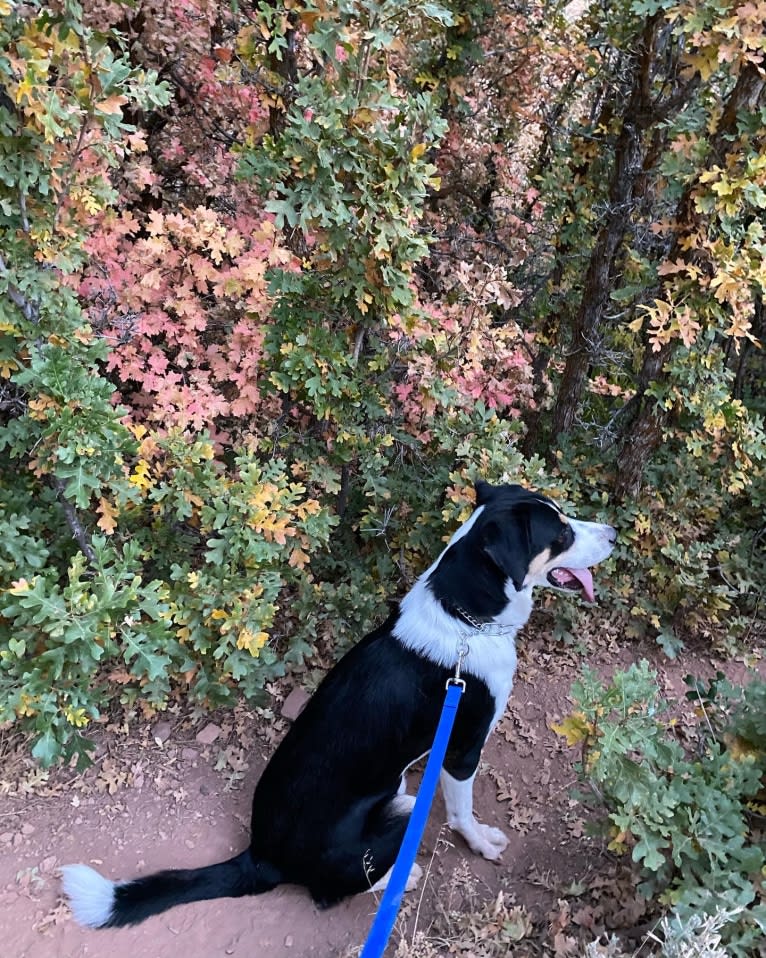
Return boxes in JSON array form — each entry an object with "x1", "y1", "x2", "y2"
[{"x1": 556, "y1": 526, "x2": 574, "y2": 549}]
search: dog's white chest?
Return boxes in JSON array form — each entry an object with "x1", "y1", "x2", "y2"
[{"x1": 464, "y1": 633, "x2": 517, "y2": 733}]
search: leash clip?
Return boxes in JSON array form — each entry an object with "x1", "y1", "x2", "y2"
[
  {"x1": 446, "y1": 637, "x2": 469, "y2": 691},
  {"x1": 447, "y1": 605, "x2": 488, "y2": 691}
]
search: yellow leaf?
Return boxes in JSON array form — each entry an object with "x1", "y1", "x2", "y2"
[
  {"x1": 550, "y1": 712, "x2": 594, "y2": 746},
  {"x1": 128, "y1": 458, "x2": 154, "y2": 492},
  {"x1": 350, "y1": 108, "x2": 375, "y2": 127},
  {"x1": 96, "y1": 497, "x2": 119, "y2": 534},
  {"x1": 94, "y1": 95, "x2": 128, "y2": 115},
  {"x1": 17, "y1": 692, "x2": 37, "y2": 717},
  {"x1": 607, "y1": 828, "x2": 631, "y2": 854},
  {"x1": 411, "y1": 143, "x2": 427, "y2": 160},
  {"x1": 8, "y1": 578, "x2": 30, "y2": 595},
  {"x1": 14, "y1": 76, "x2": 35, "y2": 106},
  {"x1": 237, "y1": 629, "x2": 269, "y2": 656},
  {"x1": 289, "y1": 547, "x2": 310, "y2": 569},
  {"x1": 27, "y1": 395, "x2": 59, "y2": 419},
  {"x1": 65, "y1": 706, "x2": 90, "y2": 728},
  {"x1": 682, "y1": 47, "x2": 719, "y2": 82}
]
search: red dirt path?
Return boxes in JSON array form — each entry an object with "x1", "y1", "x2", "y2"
[{"x1": 1, "y1": 628, "x2": 760, "y2": 958}]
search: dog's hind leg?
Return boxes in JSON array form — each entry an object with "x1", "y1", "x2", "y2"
[
  {"x1": 388, "y1": 793, "x2": 415, "y2": 814},
  {"x1": 367, "y1": 860, "x2": 422, "y2": 894},
  {"x1": 440, "y1": 769, "x2": 508, "y2": 860},
  {"x1": 309, "y1": 794, "x2": 415, "y2": 907},
  {"x1": 363, "y1": 792, "x2": 420, "y2": 893}
]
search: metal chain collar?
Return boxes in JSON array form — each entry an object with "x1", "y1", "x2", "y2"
[{"x1": 449, "y1": 606, "x2": 519, "y2": 690}]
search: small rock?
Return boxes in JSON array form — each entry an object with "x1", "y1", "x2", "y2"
[
  {"x1": 153, "y1": 720, "x2": 173, "y2": 744},
  {"x1": 284, "y1": 935, "x2": 294, "y2": 948},
  {"x1": 0, "y1": 832, "x2": 12, "y2": 845},
  {"x1": 184, "y1": 839, "x2": 195, "y2": 849},
  {"x1": 281, "y1": 687, "x2": 311, "y2": 722},
  {"x1": 181, "y1": 747, "x2": 199, "y2": 763},
  {"x1": 195, "y1": 722, "x2": 222, "y2": 745},
  {"x1": 21, "y1": 823, "x2": 35, "y2": 836}
]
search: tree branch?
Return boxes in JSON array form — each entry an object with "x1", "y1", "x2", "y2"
[
  {"x1": 0, "y1": 251, "x2": 40, "y2": 323},
  {"x1": 52, "y1": 478, "x2": 97, "y2": 566}
]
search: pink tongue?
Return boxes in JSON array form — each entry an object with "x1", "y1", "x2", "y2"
[{"x1": 562, "y1": 567, "x2": 595, "y2": 603}]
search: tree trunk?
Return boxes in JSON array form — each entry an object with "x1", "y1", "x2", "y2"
[
  {"x1": 549, "y1": 124, "x2": 641, "y2": 438},
  {"x1": 521, "y1": 73, "x2": 605, "y2": 456},
  {"x1": 550, "y1": 17, "x2": 660, "y2": 441},
  {"x1": 613, "y1": 339, "x2": 672, "y2": 499}
]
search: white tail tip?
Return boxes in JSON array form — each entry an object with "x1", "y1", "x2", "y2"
[{"x1": 61, "y1": 863, "x2": 116, "y2": 928}]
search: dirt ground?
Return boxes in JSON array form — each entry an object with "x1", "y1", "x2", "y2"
[{"x1": 1, "y1": 616, "x2": 762, "y2": 958}]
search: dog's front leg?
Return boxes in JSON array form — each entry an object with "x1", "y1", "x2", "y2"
[{"x1": 440, "y1": 769, "x2": 509, "y2": 861}]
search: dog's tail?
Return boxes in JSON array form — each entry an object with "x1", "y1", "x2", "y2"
[{"x1": 61, "y1": 850, "x2": 282, "y2": 928}]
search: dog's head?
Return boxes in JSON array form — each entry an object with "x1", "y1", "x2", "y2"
[
  {"x1": 397, "y1": 480, "x2": 617, "y2": 663},
  {"x1": 429, "y1": 482, "x2": 616, "y2": 621},
  {"x1": 469, "y1": 481, "x2": 616, "y2": 603}
]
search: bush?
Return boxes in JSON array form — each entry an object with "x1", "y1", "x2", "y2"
[
  {"x1": 0, "y1": 0, "x2": 552, "y2": 765},
  {"x1": 0, "y1": 3, "x2": 333, "y2": 764},
  {"x1": 556, "y1": 662, "x2": 766, "y2": 956},
  {"x1": 1, "y1": 0, "x2": 763, "y2": 778}
]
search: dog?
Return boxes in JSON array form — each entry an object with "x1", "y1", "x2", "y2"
[{"x1": 62, "y1": 480, "x2": 616, "y2": 927}]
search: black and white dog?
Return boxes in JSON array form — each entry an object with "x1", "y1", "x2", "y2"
[{"x1": 63, "y1": 481, "x2": 616, "y2": 927}]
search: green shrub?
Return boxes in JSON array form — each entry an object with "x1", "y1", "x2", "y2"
[{"x1": 557, "y1": 662, "x2": 766, "y2": 956}]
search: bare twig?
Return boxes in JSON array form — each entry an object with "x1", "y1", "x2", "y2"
[
  {"x1": 52, "y1": 113, "x2": 89, "y2": 232},
  {"x1": 52, "y1": 478, "x2": 97, "y2": 566},
  {"x1": 19, "y1": 187, "x2": 29, "y2": 233},
  {"x1": 0, "y1": 251, "x2": 40, "y2": 323},
  {"x1": 352, "y1": 325, "x2": 366, "y2": 363}
]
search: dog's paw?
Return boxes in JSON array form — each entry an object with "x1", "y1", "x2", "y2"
[{"x1": 462, "y1": 822, "x2": 509, "y2": 861}]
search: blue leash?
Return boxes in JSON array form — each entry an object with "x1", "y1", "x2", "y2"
[{"x1": 360, "y1": 676, "x2": 465, "y2": 958}]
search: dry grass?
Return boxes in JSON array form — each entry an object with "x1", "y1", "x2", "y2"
[{"x1": 391, "y1": 899, "x2": 744, "y2": 958}]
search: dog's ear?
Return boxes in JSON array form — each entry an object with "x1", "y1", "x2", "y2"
[
  {"x1": 475, "y1": 481, "x2": 529, "y2": 508},
  {"x1": 474, "y1": 480, "x2": 494, "y2": 506},
  {"x1": 480, "y1": 512, "x2": 530, "y2": 592}
]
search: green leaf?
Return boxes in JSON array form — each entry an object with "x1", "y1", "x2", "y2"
[{"x1": 31, "y1": 729, "x2": 61, "y2": 768}]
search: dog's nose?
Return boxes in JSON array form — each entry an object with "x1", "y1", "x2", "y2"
[{"x1": 605, "y1": 525, "x2": 617, "y2": 544}]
